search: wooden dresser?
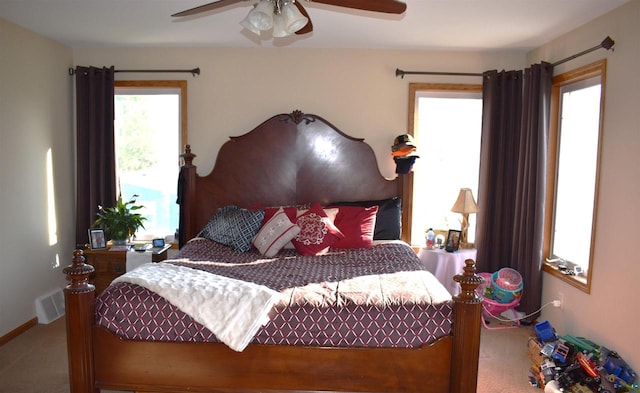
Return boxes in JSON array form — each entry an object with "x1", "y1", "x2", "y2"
[{"x1": 82, "y1": 245, "x2": 171, "y2": 294}]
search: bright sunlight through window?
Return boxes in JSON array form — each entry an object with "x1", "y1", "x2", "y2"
[
  {"x1": 114, "y1": 90, "x2": 180, "y2": 241},
  {"x1": 411, "y1": 90, "x2": 482, "y2": 246},
  {"x1": 551, "y1": 78, "x2": 601, "y2": 272}
]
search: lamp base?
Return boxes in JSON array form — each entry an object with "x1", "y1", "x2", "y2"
[{"x1": 459, "y1": 241, "x2": 475, "y2": 249}]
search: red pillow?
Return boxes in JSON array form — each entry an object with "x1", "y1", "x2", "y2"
[
  {"x1": 260, "y1": 206, "x2": 297, "y2": 226},
  {"x1": 292, "y1": 203, "x2": 344, "y2": 256},
  {"x1": 332, "y1": 205, "x2": 379, "y2": 249}
]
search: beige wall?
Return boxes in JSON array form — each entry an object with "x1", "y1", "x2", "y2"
[
  {"x1": 73, "y1": 47, "x2": 524, "y2": 178},
  {"x1": 532, "y1": 1, "x2": 640, "y2": 371},
  {"x1": 0, "y1": 18, "x2": 74, "y2": 336}
]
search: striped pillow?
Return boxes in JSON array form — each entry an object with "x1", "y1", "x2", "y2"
[{"x1": 253, "y1": 208, "x2": 300, "y2": 257}]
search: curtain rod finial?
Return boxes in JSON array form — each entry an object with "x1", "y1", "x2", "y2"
[
  {"x1": 395, "y1": 68, "x2": 405, "y2": 79},
  {"x1": 601, "y1": 36, "x2": 615, "y2": 50}
]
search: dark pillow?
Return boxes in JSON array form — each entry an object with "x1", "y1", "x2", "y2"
[
  {"x1": 198, "y1": 205, "x2": 265, "y2": 252},
  {"x1": 329, "y1": 197, "x2": 402, "y2": 240}
]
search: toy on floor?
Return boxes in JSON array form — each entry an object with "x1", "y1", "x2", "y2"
[
  {"x1": 527, "y1": 320, "x2": 639, "y2": 393},
  {"x1": 477, "y1": 270, "x2": 523, "y2": 329}
]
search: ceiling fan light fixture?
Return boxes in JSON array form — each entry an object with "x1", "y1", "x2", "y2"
[
  {"x1": 272, "y1": 13, "x2": 289, "y2": 37},
  {"x1": 281, "y1": 2, "x2": 308, "y2": 34},
  {"x1": 245, "y1": 0, "x2": 274, "y2": 31},
  {"x1": 240, "y1": 12, "x2": 262, "y2": 34}
]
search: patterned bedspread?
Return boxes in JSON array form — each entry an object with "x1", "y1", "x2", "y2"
[{"x1": 95, "y1": 238, "x2": 453, "y2": 348}]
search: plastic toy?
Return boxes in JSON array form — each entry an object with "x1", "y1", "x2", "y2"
[
  {"x1": 560, "y1": 334, "x2": 600, "y2": 357},
  {"x1": 602, "y1": 351, "x2": 637, "y2": 384},
  {"x1": 552, "y1": 342, "x2": 570, "y2": 364},
  {"x1": 577, "y1": 352, "x2": 599, "y2": 378},
  {"x1": 535, "y1": 320, "x2": 558, "y2": 342},
  {"x1": 476, "y1": 272, "x2": 521, "y2": 330}
]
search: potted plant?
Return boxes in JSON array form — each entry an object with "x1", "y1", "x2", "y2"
[{"x1": 94, "y1": 194, "x2": 147, "y2": 246}]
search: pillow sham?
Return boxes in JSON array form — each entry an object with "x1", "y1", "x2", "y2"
[
  {"x1": 260, "y1": 206, "x2": 298, "y2": 226},
  {"x1": 292, "y1": 203, "x2": 344, "y2": 256},
  {"x1": 331, "y1": 205, "x2": 378, "y2": 249},
  {"x1": 252, "y1": 208, "x2": 300, "y2": 257},
  {"x1": 330, "y1": 197, "x2": 402, "y2": 240},
  {"x1": 198, "y1": 205, "x2": 265, "y2": 252}
]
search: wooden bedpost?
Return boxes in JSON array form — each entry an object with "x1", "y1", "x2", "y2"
[
  {"x1": 178, "y1": 144, "x2": 197, "y2": 246},
  {"x1": 63, "y1": 249, "x2": 96, "y2": 393},
  {"x1": 450, "y1": 259, "x2": 483, "y2": 393}
]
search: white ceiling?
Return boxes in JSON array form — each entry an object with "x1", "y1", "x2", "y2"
[{"x1": 0, "y1": 0, "x2": 629, "y2": 50}]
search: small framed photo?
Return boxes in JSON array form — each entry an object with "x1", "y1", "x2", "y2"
[
  {"x1": 152, "y1": 238, "x2": 165, "y2": 248},
  {"x1": 445, "y1": 229, "x2": 462, "y2": 252},
  {"x1": 88, "y1": 228, "x2": 107, "y2": 250}
]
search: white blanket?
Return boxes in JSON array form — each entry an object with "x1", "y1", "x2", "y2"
[{"x1": 112, "y1": 262, "x2": 282, "y2": 352}]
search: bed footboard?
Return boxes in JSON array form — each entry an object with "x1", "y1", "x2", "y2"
[
  {"x1": 64, "y1": 250, "x2": 482, "y2": 393},
  {"x1": 64, "y1": 250, "x2": 97, "y2": 393},
  {"x1": 451, "y1": 259, "x2": 484, "y2": 393}
]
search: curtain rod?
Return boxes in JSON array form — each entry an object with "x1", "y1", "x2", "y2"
[
  {"x1": 395, "y1": 36, "x2": 615, "y2": 79},
  {"x1": 68, "y1": 67, "x2": 200, "y2": 77}
]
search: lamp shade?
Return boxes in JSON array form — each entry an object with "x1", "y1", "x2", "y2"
[{"x1": 451, "y1": 188, "x2": 478, "y2": 214}]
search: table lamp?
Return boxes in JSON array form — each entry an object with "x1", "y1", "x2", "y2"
[{"x1": 451, "y1": 188, "x2": 478, "y2": 249}]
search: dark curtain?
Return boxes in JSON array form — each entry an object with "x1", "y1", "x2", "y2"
[
  {"x1": 475, "y1": 62, "x2": 553, "y2": 319},
  {"x1": 74, "y1": 66, "x2": 117, "y2": 247}
]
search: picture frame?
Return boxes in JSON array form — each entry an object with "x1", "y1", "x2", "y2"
[
  {"x1": 152, "y1": 238, "x2": 165, "y2": 248},
  {"x1": 88, "y1": 228, "x2": 107, "y2": 250},
  {"x1": 445, "y1": 229, "x2": 462, "y2": 252}
]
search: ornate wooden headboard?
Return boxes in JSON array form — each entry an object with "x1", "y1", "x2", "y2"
[{"x1": 178, "y1": 110, "x2": 400, "y2": 244}]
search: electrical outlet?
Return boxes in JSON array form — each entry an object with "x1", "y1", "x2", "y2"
[{"x1": 558, "y1": 292, "x2": 564, "y2": 310}]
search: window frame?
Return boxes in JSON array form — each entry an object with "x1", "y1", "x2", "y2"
[
  {"x1": 403, "y1": 83, "x2": 482, "y2": 245},
  {"x1": 113, "y1": 80, "x2": 188, "y2": 240},
  {"x1": 115, "y1": 80, "x2": 188, "y2": 148},
  {"x1": 543, "y1": 59, "x2": 607, "y2": 293}
]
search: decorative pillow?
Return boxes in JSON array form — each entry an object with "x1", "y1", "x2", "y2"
[
  {"x1": 252, "y1": 208, "x2": 301, "y2": 257},
  {"x1": 197, "y1": 205, "x2": 265, "y2": 252},
  {"x1": 292, "y1": 203, "x2": 344, "y2": 256},
  {"x1": 277, "y1": 206, "x2": 339, "y2": 250},
  {"x1": 296, "y1": 207, "x2": 339, "y2": 222},
  {"x1": 331, "y1": 205, "x2": 379, "y2": 249},
  {"x1": 261, "y1": 206, "x2": 297, "y2": 226},
  {"x1": 330, "y1": 197, "x2": 402, "y2": 240}
]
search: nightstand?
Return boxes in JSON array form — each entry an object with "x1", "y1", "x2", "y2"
[
  {"x1": 417, "y1": 247, "x2": 477, "y2": 296},
  {"x1": 82, "y1": 244, "x2": 171, "y2": 294}
]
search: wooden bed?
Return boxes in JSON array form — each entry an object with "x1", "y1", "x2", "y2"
[{"x1": 64, "y1": 110, "x2": 483, "y2": 393}]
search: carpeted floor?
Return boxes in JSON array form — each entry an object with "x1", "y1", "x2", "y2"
[{"x1": 0, "y1": 316, "x2": 537, "y2": 393}]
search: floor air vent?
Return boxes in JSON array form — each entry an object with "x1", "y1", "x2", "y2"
[{"x1": 35, "y1": 288, "x2": 65, "y2": 324}]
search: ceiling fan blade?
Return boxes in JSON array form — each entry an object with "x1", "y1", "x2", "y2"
[
  {"x1": 294, "y1": 2, "x2": 314, "y2": 35},
  {"x1": 308, "y1": 0, "x2": 406, "y2": 14},
  {"x1": 172, "y1": 0, "x2": 249, "y2": 17}
]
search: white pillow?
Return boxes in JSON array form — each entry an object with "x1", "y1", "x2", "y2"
[{"x1": 252, "y1": 208, "x2": 301, "y2": 257}]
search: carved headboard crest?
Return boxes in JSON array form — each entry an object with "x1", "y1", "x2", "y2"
[{"x1": 280, "y1": 109, "x2": 316, "y2": 125}]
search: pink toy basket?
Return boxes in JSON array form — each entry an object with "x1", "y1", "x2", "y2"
[{"x1": 477, "y1": 272, "x2": 522, "y2": 330}]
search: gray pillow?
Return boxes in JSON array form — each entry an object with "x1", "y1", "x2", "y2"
[{"x1": 198, "y1": 205, "x2": 265, "y2": 252}]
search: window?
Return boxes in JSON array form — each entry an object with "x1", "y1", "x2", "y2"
[
  {"x1": 114, "y1": 80, "x2": 188, "y2": 241},
  {"x1": 544, "y1": 60, "x2": 606, "y2": 293},
  {"x1": 406, "y1": 83, "x2": 482, "y2": 246}
]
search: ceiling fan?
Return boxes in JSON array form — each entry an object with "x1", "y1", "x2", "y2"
[{"x1": 172, "y1": 0, "x2": 407, "y2": 37}]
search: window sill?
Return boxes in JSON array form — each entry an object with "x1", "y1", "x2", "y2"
[{"x1": 543, "y1": 262, "x2": 590, "y2": 294}]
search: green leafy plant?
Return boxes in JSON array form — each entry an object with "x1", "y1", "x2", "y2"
[{"x1": 94, "y1": 195, "x2": 146, "y2": 241}]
